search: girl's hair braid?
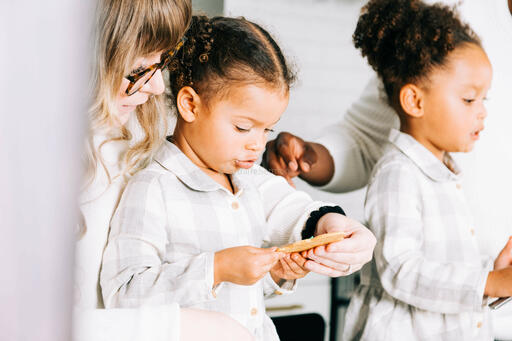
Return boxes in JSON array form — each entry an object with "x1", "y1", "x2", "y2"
[{"x1": 168, "y1": 15, "x2": 296, "y2": 107}]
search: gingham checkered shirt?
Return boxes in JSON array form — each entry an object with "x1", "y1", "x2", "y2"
[
  {"x1": 100, "y1": 140, "x2": 327, "y2": 340},
  {"x1": 343, "y1": 129, "x2": 494, "y2": 341}
]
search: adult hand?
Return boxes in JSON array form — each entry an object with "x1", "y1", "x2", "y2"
[
  {"x1": 301, "y1": 213, "x2": 376, "y2": 277},
  {"x1": 214, "y1": 246, "x2": 284, "y2": 286},
  {"x1": 261, "y1": 132, "x2": 318, "y2": 187}
]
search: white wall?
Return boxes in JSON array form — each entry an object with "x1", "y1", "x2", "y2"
[{"x1": 0, "y1": 1, "x2": 93, "y2": 340}]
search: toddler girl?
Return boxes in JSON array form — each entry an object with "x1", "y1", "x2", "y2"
[
  {"x1": 100, "y1": 15, "x2": 363, "y2": 340},
  {"x1": 342, "y1": 1, "x2": 512, "y2": 340}
]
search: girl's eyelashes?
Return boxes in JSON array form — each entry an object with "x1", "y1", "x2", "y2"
[
  {"x1": 235, "y1": 126, "x2": 275, "y2": 133},
  {"x1": 235, "y1": 126, "x2": 250, "y2": 133},
  {"x1": 463, "y1": 98, "x2": 475, "y2": 104}
]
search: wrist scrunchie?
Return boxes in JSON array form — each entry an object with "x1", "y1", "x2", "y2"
[{"x1": 301, "y1": 205, "x2": 346, "y2": 239}]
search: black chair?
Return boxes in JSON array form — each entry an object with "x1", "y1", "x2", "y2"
[{"x1": 272, "y1": 313, "x2": 326, "y2": 341}]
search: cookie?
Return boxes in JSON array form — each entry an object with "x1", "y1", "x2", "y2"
[{"x1": 277, "y1": 232, "x2": 346, "y2": 253}]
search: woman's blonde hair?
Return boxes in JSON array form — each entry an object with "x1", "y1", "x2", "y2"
[{"x1": 86, "y1": 0, "x2": 191, "y2": 185}]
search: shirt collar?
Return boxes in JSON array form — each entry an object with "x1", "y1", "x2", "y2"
[
  {"x1": 388, "y1": 129, "x2": 461, "y2": 182},
  {"x1": 153, "y1": 140, "x2": 248, "y2": 194}
]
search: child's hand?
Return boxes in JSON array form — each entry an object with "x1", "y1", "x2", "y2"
[
  {"x1": 494, "y1": 236, "x2": 512, "y2": 270},
  {"x1": 214, "y1": 246, "x2": 284, "y2": 286},
  {"x1": 485, "y1": 267, "x2": 512, "y2": 297},
  {"x1": 270, "y1": 253, "x2": 310, "y2": 281}
]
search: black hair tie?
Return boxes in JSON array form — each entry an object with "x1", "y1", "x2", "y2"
[{"x1": 301, "y1": 205, "x2": 346, "y2": 239}]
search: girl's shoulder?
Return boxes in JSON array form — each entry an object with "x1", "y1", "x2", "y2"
[
  {"x1": 368, "y1": 147, "x2": 422, "y2": 191},
  {"x1": 373, "y1": 146, "x2": 418, "y2": 175}
]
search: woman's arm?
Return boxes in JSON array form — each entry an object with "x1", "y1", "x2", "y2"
[
  {"x1": 262, "y1": 77, "x2": 399, "y2": 192},
  {"x1": 73, "y1": 305, "x2": 254, "y2": 341}
]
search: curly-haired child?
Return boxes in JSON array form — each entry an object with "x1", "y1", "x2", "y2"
[
  {"x1": 100, "y1": 15, "x2": 375, "y2": 341},
  {"x1": 342, "y1": 1, "x2": 512, "y2": 340}
]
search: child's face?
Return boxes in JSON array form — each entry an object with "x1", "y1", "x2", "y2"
[
  {"x1": 185, "y1": 84, "x2": 289, "y2": 175},
  {"x1": 418, "y1": 44, "x2": 492, "y2": 157}
]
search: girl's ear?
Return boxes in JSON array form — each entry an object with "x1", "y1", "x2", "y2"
[
  {"x1": 176, "y1": 86, "x2": 201, "y2": 122},
  {"x1": 399, "y1": 84, "x2": 424, "y2": 118}
]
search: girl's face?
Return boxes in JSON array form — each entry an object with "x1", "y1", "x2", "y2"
[
  {"x1": 181, "y1": 84, "x2": 289, "y2": 176},
  {"x1": 416, "y1": 44, "x2": 492, "y2": 160},
  {"x1": 115, "y1": 52, "x2": 166, "y2": 125}
]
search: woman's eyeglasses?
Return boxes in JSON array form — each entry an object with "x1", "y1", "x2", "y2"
[{"x1": 124, "y1": 37, "x2": 187, "y2": 96}]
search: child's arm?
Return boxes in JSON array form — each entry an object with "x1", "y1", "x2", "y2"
[
  {"x1": 253, "y1": 165, "x2": 374, "y2": 279},
  {"x1": 366, "y1": 163, "x2": 494, "y2": 314},
  {"x1": 485, "y1": 237, "x2": 512, "y2": 297},
  {"x1": 100, "y1": 173, "x2": 282, "y2": 308}
]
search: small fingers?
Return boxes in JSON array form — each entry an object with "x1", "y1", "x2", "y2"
[{"x1": 285, "y1": 254, "x2": 308, "y2": 275}]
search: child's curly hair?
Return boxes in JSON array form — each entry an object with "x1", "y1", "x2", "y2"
[
  {"x1": 168, "y1": 15, "x2": 296, "y2": 107},
  {"x1": 353, "y1": 0, "x2": 481, "y2": 107}
]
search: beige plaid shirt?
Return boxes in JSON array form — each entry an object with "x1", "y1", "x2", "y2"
[
  {"x1": 101, "y1": 141, "x2": 328, "y2": 340},
  {"x1": 343, "y1": 129, "x2": 494, "y2": 341}
]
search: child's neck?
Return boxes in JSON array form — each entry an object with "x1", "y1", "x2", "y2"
[
  {"x1": 401, "y1": 126, "x2": 446, "y2": 163},
  {"x1": 170, "y1": 133, "x2": 236, "y2": 194}
]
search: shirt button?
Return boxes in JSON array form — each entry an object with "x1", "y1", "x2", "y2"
[
  {"x1": 250, "y1": 308, "x2": 258, "y2": 316},
  {"x1": 456, "y1": 183, "x2": 462, "y2": 189},
  {"x1": 476, "y1": 321, "x2": 482, "y2": 328},
  {"x1": 231, "y1": 201, "x2": 239, "y2": 210}
]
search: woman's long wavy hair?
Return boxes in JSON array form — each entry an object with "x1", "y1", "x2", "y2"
[{"x1": 85, "y1": 0, "x2": 191, "y2": 187}]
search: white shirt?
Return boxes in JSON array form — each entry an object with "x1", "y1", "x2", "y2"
[
  {"x1": 343, "y1": 129, "x2": 494, "y2": 341},
  {"x1": 100, "y1": 140, "x2": 330, "y2": 341},
  {"x1": 73, "y1": 133, "x2": 182, "y2": 341}
]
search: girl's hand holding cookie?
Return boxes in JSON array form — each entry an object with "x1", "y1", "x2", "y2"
[
  {"x1": 214, "y1": 246, "x2": 284, "y2": 286},
  {"x1": 270, "y1": 253, "x2": 310, "y2": 282}
]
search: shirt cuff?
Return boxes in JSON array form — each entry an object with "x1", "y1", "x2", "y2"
[
  {"x1": 262, "y1": 272, "x2": 297, "y2": 298},
  {"x1": 475, "y1": 256, "x2": 495, "y2": 308},
  {"x1": 206, "y1": 251, "x2": 223, "y2": 299}
]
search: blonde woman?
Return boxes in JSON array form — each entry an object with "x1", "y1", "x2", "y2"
[{"x1": 74, "y1": 1, "x2": 253, "y2": 340}]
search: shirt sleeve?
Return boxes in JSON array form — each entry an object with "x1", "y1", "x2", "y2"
[
  {"x1": 72, "y1": 304, "x2": 181, "y2": 341},
  {"x1": 315, "y1": 77, "x2": 400, "y2": 193},
  {"x1": 251, "y1": 166, "x2": 329, "y2": 247},
  {"x1": 261, "y1": 272, "x2": 297, "y2": 298},
  {"x1": 365, "y1": 162, "x2": 492, "y2": 314},
  {"x1": 100, "y1": 172, "x2": 217, "y2": 309}
]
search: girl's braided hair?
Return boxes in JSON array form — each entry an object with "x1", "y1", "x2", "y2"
[{"x1": 168, "y1": 15, "x2": 296, "y2": 107}]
